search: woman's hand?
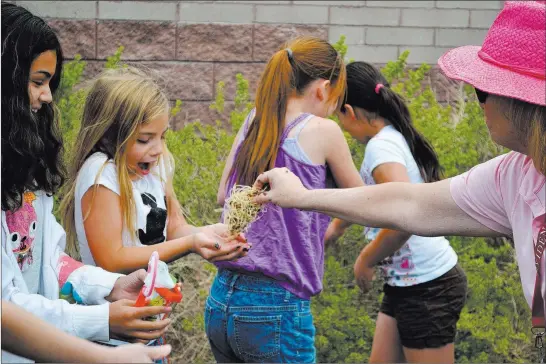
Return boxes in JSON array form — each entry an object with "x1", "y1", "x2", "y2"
[
  {"x1": 109, "y1": 300, "x2": 171, "y2": 340},
  {"x1": 190, "y1": 231, "x2": 250, "y2": 262},
  {"x1": 354, "y1": 251, "x2": 376, "y2": 293},
  {"x1": 252, "y1": 167, "x2": 309, "y2": 208}
]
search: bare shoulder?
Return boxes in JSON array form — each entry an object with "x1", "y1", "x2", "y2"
[
  {"x1": 291, "y1": 116, "x2": 345, "y2": 165},
  {"x1": 299, "y1": 116, "x2": 343, "y2": 137}
]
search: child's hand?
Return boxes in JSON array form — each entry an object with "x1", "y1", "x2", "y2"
[
  {"x1": 354, "y1": 252, "x2": 375, "y2": 293},
  {"x1": 109, "y1": 299, "x2": 171, "y2": 340},
  {"x1": 191, "y1": 232, "x2": 251, "y2": 262},
  {"x1": 200, "y1": 223, "x2": 247, "y2": 243},
  {"x1": 107, "y1": 343, "x2": 172, "y2": 363},
  {"x1": 200, "y1": 223, "x2": 228, "y2": 238},
  {"x1": 106, "y1": 269, "x2": 147, "y2": 302}
]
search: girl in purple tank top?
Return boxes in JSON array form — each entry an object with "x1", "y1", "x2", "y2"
[{"x1": 204, "y1": 36, "x2": 364, "y2": 363}]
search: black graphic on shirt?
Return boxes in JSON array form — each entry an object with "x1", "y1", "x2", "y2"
[{"x1": 138, "y1": 193, "x2": 167, "y2": 245}]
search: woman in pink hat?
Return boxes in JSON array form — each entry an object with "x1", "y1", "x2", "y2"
[{"x1": 252, "y1": 1, "x2": 545, "y2": 362}]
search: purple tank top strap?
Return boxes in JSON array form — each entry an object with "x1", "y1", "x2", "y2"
[
  {"x1": 279, "y1": 113, "x2": 312, "y2": 143},
  {"x1": 228, "y1": 111, "x2": 312, "y2": 189},
  {"x1": 242, "y1": 108, "x2": 256, "y2": 138}
]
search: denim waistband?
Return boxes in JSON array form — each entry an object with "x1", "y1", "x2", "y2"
[
  {"x1": 216, "y1": 269, "x2": 287, "y2": 292},
  {"x1": 213, "y1": 269, "x2": 311, "y2": 309},
  {"x1": 207, "y1": 293, "x2": 312, "y2": 314}
]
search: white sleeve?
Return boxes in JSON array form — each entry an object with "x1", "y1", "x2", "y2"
[
  {"x1": 61, "y1": 264, "x2": 124, "y2": 305},
  {"x1": 364, "y1": 137, "x2": 407, "y2": 173},
  {"x1": 1, "y1": 194, "x2": 126, "y2": 341},
  {"x1": 2, "y1": 228, "x2": 111, "y2": 341},
  {"x1": 40, "y1": 194, "x2": 123, "y2": 305},
  {"x1": 76, "y1": 154, "x2": 120, "y2": 200}
]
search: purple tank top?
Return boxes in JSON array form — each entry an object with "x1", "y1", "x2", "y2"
[{"x1": 216, "y1": 111, "x2": 331, "y2": 299}]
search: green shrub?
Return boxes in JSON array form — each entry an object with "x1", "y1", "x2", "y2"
[{"x1": 55, "y1": 38, "x2": 534, "y2": 363}]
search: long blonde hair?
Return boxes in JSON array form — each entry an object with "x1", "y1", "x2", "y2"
[
  {"x1": 60, "y1": 67, "x2": 171, "y2": 259},
  {"x1": 493, "y1": 95, "x2": 546, "y2": 175}
]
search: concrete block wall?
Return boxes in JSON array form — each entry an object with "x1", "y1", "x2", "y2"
[{"x1": 15, "y1": 0, "x2": 504, "y2": 128}]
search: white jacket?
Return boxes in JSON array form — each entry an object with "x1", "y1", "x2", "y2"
[{"x1": 2, "y1": 192, "x2": 123, "y2": 359}]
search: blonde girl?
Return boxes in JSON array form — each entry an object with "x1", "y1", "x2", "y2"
[{"x1": 60, "y1": 67, "x2": 250, "y2": 273}]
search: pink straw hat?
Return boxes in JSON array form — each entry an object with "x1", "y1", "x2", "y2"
[{"x1": 438, "y1": 1, "x2": 545, "y2": 106}]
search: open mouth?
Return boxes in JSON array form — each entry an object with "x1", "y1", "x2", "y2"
[{"x1": 137, "y1": 162, "x2": 152, "y2": 174}]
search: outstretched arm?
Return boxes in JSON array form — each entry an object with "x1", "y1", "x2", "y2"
[
  {"x1": 325, "y1": 161, "x2": 412, "y2": 250},
  {"x1": 83, "y1": 186, "x2": 249, "y2": 274},
  {"x1": 253, "y1": 168, "x2": 503, "y2": 238}
]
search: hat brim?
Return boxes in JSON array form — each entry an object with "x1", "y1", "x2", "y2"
[{"x1": 438, "y1": 45, "x2": 545, "y2": 106}]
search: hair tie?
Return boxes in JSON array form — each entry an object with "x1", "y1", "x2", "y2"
[
  {"x1": 375, "y1": 83, "x2": 384, "y2": 94},
  {"x1": 285, "y1": 48, "x2": 293, "y2": 60}
]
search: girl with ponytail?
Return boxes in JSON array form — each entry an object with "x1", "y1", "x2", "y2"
[
  {"x1": 327, "y1": 61, "x2": 466, "y2": 363},
  {"x1": 206, "y1": 36, "x2": 364, "y2": 363}
]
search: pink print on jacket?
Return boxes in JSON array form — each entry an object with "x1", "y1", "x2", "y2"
[
  {"x1": 57, "y1": 254, "x2": 84, "y2": 289},
  {"x1": 6, "y1": 192, "x2": 38, "y2": 271}
]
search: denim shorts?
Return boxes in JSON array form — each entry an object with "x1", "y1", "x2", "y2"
[
  {"x1": 204, "y1": 269, "x2": 316, "y2": 363},
  {"x1": 380, "y1": 264, "x2": 468, "y2": 349}
]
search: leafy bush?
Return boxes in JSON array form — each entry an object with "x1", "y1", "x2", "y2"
[{"x1": 55, "y1": 38, "x2": 534, "y2": 363}]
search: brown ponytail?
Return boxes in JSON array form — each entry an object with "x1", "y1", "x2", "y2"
[{"x1": 230, "y1": 36, "x2": 346, "y2": 186}]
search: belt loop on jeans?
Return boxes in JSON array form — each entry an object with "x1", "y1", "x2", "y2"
[
  {"x1": 229, "y1": 272, "x2": 239, "y2": 288},
  {"x1": 225, "y1": 271, "x2": 239, "y2": 304}
]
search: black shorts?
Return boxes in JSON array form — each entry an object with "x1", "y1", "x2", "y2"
[{"x1": 380, "y1": 264, "x2": 467, "y2": 349}]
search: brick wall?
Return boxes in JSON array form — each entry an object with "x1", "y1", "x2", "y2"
[{"x1": 15, "y1": 0, "x2": 504, "y2": 128}]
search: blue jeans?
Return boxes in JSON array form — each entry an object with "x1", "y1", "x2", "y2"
[{"x1": 204, "y1": 269, "x2": 316, "y2": 363}]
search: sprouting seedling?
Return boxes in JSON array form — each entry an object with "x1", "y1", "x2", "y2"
[{"x1": 224, "y1": 184, "x2": 266, "y2": 236}]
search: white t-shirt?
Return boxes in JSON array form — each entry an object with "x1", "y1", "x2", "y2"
[
  {"x1": 75, "y1": 152, "x2": 169, "y2": 266},
  {"x1": 361, "y1": 125, "x2": 458, "y2": 286}
]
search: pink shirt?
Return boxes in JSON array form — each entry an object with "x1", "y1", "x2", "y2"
[{"x1": 450, "y1": 152, "x2": 545, "y2": 319}]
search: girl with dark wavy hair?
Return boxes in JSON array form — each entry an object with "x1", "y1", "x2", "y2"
[
  {"x1": 1, "y1": 4, "x2": 172, "y2": 361},
  {"x1": 1, "y1": 2, "x2": 65, "y2": 211}
]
